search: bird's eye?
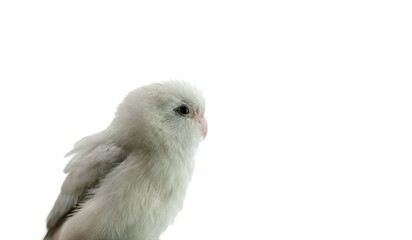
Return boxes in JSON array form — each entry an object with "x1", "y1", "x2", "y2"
[{"x1": 175, "y1": 104, "x2": 191, "y2": 116}]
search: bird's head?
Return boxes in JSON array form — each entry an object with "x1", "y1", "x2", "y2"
[{"x1": 110, "y1": 80, "x2": 207, "y2": 153}]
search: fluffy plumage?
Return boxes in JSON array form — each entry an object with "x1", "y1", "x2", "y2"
[{"x1": 44, "y1": 80, "x2": 207, "y2": 240}]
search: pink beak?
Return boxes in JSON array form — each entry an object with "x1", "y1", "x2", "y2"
[{"x1": 196, "y1": 113, "x2": 208, "y2": 139}]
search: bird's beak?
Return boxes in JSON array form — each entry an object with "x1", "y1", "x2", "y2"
[{"x1": 196, "y1": 113, "x2": 208, "y2": 139}]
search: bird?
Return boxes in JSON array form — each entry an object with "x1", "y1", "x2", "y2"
[{"x1": 44, "y1": 80, "x2": 208, "y2": 240}]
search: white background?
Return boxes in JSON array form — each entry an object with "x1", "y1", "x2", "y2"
[{"x1": 0, "y1": 1, "x2": 411, "y2": 239}]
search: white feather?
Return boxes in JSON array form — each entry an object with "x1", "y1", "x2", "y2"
[{"x1": 45, "y1": 80, "x2": 206, "y2": 240}]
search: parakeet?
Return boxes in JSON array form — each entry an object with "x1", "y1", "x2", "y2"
[{"x1": 44, "y1": 80, "x2": 207, "y2": 240}]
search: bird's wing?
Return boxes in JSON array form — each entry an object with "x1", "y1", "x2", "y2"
[{"x1": 45, "y1": 133, "x2": 129, "y2": 238}]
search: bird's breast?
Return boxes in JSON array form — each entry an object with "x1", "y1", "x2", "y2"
[{"x1": 87, "y1": 153, "x2": 195, "y2": 239}]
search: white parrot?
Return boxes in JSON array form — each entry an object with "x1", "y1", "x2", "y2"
[{"x1": 44, "y1": 80, "x2": 208, "y2": 240}]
